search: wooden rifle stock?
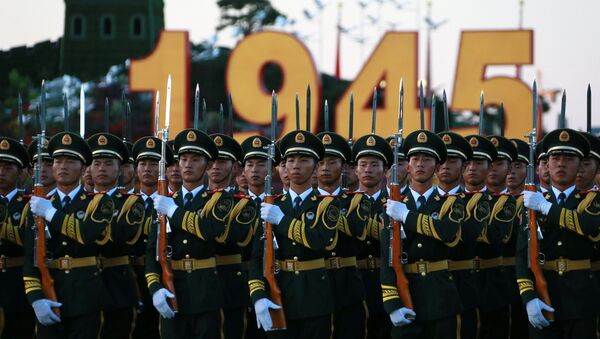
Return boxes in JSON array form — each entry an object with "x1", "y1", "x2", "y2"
[
  {"x1": 157, "y1": 179, "x2": 178, "y2": 312},
  {"x1": 525, "y1": 183, "x2": 553, "y2": 321},
  {"x1": 263, "y1": 194, "x2": 286, "y2": 329},
  {"x1": 389, "y1": 185, "x2": 414, "y2": 314}
]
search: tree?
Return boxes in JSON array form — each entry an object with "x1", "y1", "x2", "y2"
[{"x1": 216, "y1": 0, "x2": 285, "y2": 36}]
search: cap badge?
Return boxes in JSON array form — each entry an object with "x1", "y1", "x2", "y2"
[
  {"x1": 559, "y1": 130, "x2": 570, "y2": 142},
  {"x1": 146, "y1": 138, "x2": 156, "y2": 149},
  {"x1": 322, "y1": 134, "x2": 332, "y2": 145},
  {"x1": 366, "y1": 136, "x2": 376, "y2": 146},
  {"x1": 490, "y1": 137, "x2": 499, "y2": 147},
  {"x1": 62, "y1": 134, "x2": 72, "y2": 145},
  {"x1": 295, "y1": 132, "x2": 305, "y2": 143},
  {"x1": 186, "y1": 131, "x2": 197, "y2": 142},
  {"x1": 417, "y1": 132, "x2": 428, "y2": 143},
  {"x1": 214, "y1": 136, "x2": 223, "y2": 146},
  {"x1": 442, "y1": 134, "x2": 452, "y2": 145},
  {"x1": 0, "y1": 140, "x2": 9, "y2": 151},
  {"x1": 252, "y1": 137, "x2": 262, "y2": 148},
  {"x1": 98, "y1": 135, "x2": 108, "y2": 146},
  {"x1": 388, "y1": 138, "x2": 396, "y2": 147},
  {"x1": 469, "y1": 137, "x2": 479, "y2": 147}
]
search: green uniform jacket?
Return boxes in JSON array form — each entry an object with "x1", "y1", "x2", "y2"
[
  {"x1": 248, "y1": 189, "x2": 340, "y2": 320},
  {"x1": 380, "y1": 187, "x2": 463, "y2": 321},
  {"x1": 22, "y1": 186, "x2": 114, "y2": 317},
  {"x1": 516, "y1": 188, "x2": 600, "y2": 320}
]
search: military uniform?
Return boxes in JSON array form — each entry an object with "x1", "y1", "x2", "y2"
[
  {"x1": 381, "y1": 130, "x2": 463, "y2": 339},
  {"x1": 316, "y1": 132, "x2": 368, "y2": 339},
  {"x1": 0, "y1": 137, "x2": 35, "y2": 339},
  {"x1": 516, "y1": 128, "x2": 600, "y2": 339},
  {"x1": 86, "y1": 133, "x2": 146, "y2": 339},
  {"x1": 248, "y1": 130, "x2": 340, "y2": 338},
  {"x1": 210, "y1": 133, "x2": 258, "y2": 339},
  {"x1": 23, "y1": 132, "x2": 114, "y2": 339}
]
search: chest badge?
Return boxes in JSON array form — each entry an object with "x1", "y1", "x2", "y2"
[
  {"x1": 306, "y1": 211, "x2": 315, "y2": 220},
  {"x1": 12, "y1": 212, "x2": 21, "y2": 221},
  {"x1": 76, "y1": 210, "x2": 85, "y2": 220}
]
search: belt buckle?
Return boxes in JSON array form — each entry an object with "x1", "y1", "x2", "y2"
[
  {"x1": 285, "y1": 260, "x2": 298, "y2": 272},
  {"x1": 183, "y1": 259, "x2": 194, "y2": 272},
  {"x1": 367, "y1": 257, "x2": 376, "y2": 269},
  {"x1": 329, "y1": 257, "x2": 341, "y2": 269},
  {"x1": 556, "y1": 259, "x2": 568, "y2": 275},
  {"x1": 473, "y1": 258, "x2": 481, "y2": 271},
  {"x1": 417, "y1": 262, "x2": 428, "y2": 276},
  {"x1": 96, "y1": 257, "x2": 104, "y2": 270},
  {"x1": 59, "y1": 256, "x2": 72, "y2": 270}
]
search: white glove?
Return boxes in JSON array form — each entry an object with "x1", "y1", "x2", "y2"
[
  {"x1": 32, "y1": 299, "x2": 61, "y2": 326},
  {"x1": 29, "y1": 196, "x2": 57, "y2": 222},
  {"x1": 254, "y1": 298, "x2": 282, "y2": 331},
  {"x1": 153, "y1": 195, "x2": 178, "y2": 218},
  {"x1": 526, "y1": 298, "x2": 554, "y2": 330},
  {"x1": 389, "y1": 307, "x2": 416, "y2": 327},
  {"x1": 261, "y1": 203, "x2": 284, "y2": 225},
  {"x1": 386, "y1": 200, "x2": 409, "y2": 223},
  {"x1": 152, "y1": 288, "x2": 176, "y2": 319},
  {"x1": 524, "y1": 191, "x2": 552, "y2": 215}
]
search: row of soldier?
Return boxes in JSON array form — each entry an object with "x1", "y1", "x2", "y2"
[{"x1": 0, "y1": 91, "x2": 599, "y2": 339}]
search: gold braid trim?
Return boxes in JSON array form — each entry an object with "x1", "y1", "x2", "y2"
[
  {"x1": 23, "y1": 276, "x2": 42, "y2": 294},
  {"x1": 489, "y1": 195, "x2": 509, "y2": 224},
  {"x1": 324, "y1": 231, "x2": 338, "y2": 251},
  {"x1": 248, "y1": 279, "x2": 265, "y2": 296},
  {"x1": 577, "y1": 191, "x2": 597, "y2": 214},
  {"x1": 348, "y1": 194, "x2": 367, "y2": 221},
  {"x1": 316, "y1": 196, "x2": 334, "y2": 229},
  {"x1": 517, "y1": 278, "x2": 534, "y2": 295},
  {"x1": 337, "y1": 215, "x2": 352, "y2": 236},
  {"x1": 145, "y1": 273, "x2": 160, "y2": 288},
  {"x1": 417, "y1": 214, "x2": 441, "y2": 241},
  {"x1": 464, "y1": 193, "x2": 482, "y2": 221},
  {"x1": 217, "y1": 198, "x2": 248, "y2": 244},
  {"x1": 559, "y1": 208, "x2": 583, "y2": 236},
  {"x1": 182, "y1": 211, "x2": 205, "y2": 240},
  {"x1": 381, "y1": 284, "x2": 400, "y2": 303},
  {"x1": 439, "y1": 196, "x2": 457, "y2": 220}
]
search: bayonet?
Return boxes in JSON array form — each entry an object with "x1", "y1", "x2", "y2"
[
  {"x1": 479, "y1": 91, "x2": 484, "y2": 136},
  {"x1": 419, "y1": 81, "x2": 424, "y2": 130},
  {"x1": 154, "y1": 91, "x2": 160, "y2": 138},
  {"x1": 62, "y1": 92, "x2": 69, "y2": 132},
  {"x1": 228, "y1": 93, "x2": 233, "y2": 136},
  {"x1": 587, "y1": 84, "x2": 592, "y2": 133},
  {"x1": 431, "y1": 93, "x2": 437, "y2": 132},
  {"x1": 443, "y1": 90, "x2": 449, "y2": 130},
  {"x1": 194, "y1": 84, "x2": 200, "y2": 130},
  {"x1": 499, "y1": 103, "x2": 505, "y2": 137},
  {"x1": 18, "y1": 93, "x2": 24, "y2": 144},
  {"x1": 559, "y1": 90, "x2": 566, "y2": 128},
  {"x1": 79, "y1": 85, "x2": 85, "y2": 138},
  {"x1": 324, "y1": 100, "x2": 330, "y2": 131},
  {"x1": 202, "y1": 98, "x2": 207, "y2": 133},
  {"x1": 306, "y1": 85, "x2": 311, "y2": 132},
  {"x1": 349, "y1": 93, "x2": 354, "y2": 145},
  {"x1": 126, "y1": 101, "x2": 132, "y2": 142},
  {"x1": 104, "y1": 98, "x2": 110, "y2": 133},
  {"x1": 371, "y1": 88, "x2": 377, "y2": 134},
  {"x1": 219, "y1": 103, "x2": 224, "y2": 134},
  {"x1": 295, "y1": 93, "x2": 300, "y2": 130}
]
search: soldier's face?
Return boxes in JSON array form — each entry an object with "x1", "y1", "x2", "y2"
[
  {"x1": 278, "y1": 160, "x2": 290, "y2": 188},
  {"x1": 408, "y1": 154, "x2": 439, "y2": 183},
  {"x1": 487, "y1": 159, "x2": 510, "y2": 187},
  {"x1": 120, "y1": 163, "x2": 135, "y2": 186},
  {"x1": 40, "y1": 159, "x2": 55, "y2": 187},
  {"x1": 166, "y1": 161, "x2": 182, "y2": 185},
  {"x1": 317, "y1": 156, "x2": 343, "y2": 186},
  {"x1": 436, "y1": 157, "x2": 464, "y2": 186},
  {"x1": 179, "y1": 153, "x2": 209, "y2": 185},
  {"x1": 548, "y1": 153, "x2": 580, "y2": 187},
  {"x1": 0, "y1": 161, "x2": 20, "y2": 191},
  {"x1": 91, "y1": 157, "x2": 120, "y2": 188},
  {"x1": 244, "y1": 158, "x2": 267, "y2": 187},
  {"x1": 575, "y1": 157, "x2": 599, "y2": 189},
  {"x1": 507, "y1": 161, "x2": 527, "y2": 190},
  {"x1": 285, "y1": 155, "x2": 316, "y2": 186},
  {"x1": 208, "y1": 159, "x2": 233, "y2": 185},
  {"x1": 463, "y1": 159, "x2": 489, "y2": 186},
  {"x1": 53, "y1": 156, "x2": 85, "y2": 187},
  {"x1": 236, "y1": 165, "x2": 248, "y2": 191},
  {"x1": 136, "y1": 159, "x2": 159, "y2": 186},
  {"x1": 346, "y1": 164, "x2": 358, "y2": 187},
  {"x1": 83, "y1": 165, "x2": 93, "y2": 186},
  {"x1": 355, "y1": 156, "x2": 385, "y2": 189},
  {"x1": 536, "y1": 158, "x2": 551, "y2": 186}
]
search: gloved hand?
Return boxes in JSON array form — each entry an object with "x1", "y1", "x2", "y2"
[
  {"x1": 152, "y1": 288, "x2": 176, "y2": 319},
  {"x1": 29, "y1": 196, "x2": 57, "y2": 222},
  {"x1": 386, "y1": 200, "x2": 409, "y2": 223},
  {"x1": 261, "y1": 203, "x2": 284, "y2": 225},
  {"x1": 389, "y1": 307, "x2": 416, "y2": 327},
  {"x1": 524, "y1": 191, "x2": 552, "y2": 215},
  {"x1": 153, "y1": 195, "x2": 178, "y2": 218},
  {"x1": 526, "y1": 298, "x2": 554, "y2": 330},
  {"x1": 254, "y1": 298, "x2": 282, "y2": 331},
  {"x1": 32, "y1": 299, "x2": 61, "y2": 326}
]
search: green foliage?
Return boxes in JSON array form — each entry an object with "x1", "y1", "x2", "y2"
[{"x1": 216, "y1": 0, "x2": 285, "y2": 36}]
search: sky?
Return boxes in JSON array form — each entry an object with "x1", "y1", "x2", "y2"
[{"x1": 1, "y1": 0, "x2": 599, "y2": 132}]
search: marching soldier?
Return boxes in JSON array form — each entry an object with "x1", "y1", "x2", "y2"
[
  {"x1": 120, "y1": 141, "x2": 136, "y2": 194},
  {"x1": 352, "y1": 133, "x2": 394, "y2": 339},
  {"x1": 27, "y1": 137, "x2": 56, "y2": 196},
  {"x1": 166, "y1": 140, "x2": 182, "y2": 193},
  {"x1": 148, "y1": 128, "x2": 238, "y2": 338},
  {"x1": 383, "y1": 130, "x2": 463, "y2": 339},
  {"x1": 208, "y1": 133, "x2": 257, "y2": 339},
  {"x1": 536, "y1": 144, "x2": 551, "y2": 193},
  {"x1": 316, "y1": 131, "x2": 367, "y2": 339},
  {"x1": 86, "y1": 133, "x2": 145, "y2": 339},
  {"x1": 518, "y1": 128, "x2": 600, "y2": 338},
  {"x1": 278, "y1": 158, "x2": 290, "y2": 195},
  {"x1": 249, "y1": 129, "x2": 340, "y2": 337},
  {"x1": 83, "y1": 165, "x2": 94, "y2": 192},
  {"x1": 505, "y1": 138, "x2": 530, "y2": 338},
  {"x1": 25, "y1": 132, "x2": 114, "y2": 338},
  {"x1": 0, "y1": 137, "x2": 35, "y2": 338},
  {"x1": 131, "y1": 136, "x2": 173, "y2": 339}
]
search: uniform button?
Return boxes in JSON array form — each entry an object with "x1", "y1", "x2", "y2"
[
  {"x1": 292, "y1": 242, "x2": 296, "y2": 246},
  {"x1": 368, "y1": 255, "x2": 373, "y2": 259},
  {"x1": 295, "y1": 271, "x2": 300, "y2": 275},
  {"x1": 321, "y1": 275, "x2": 326, "y2": 280},
  {"x1": 557, "y1": 241, "x2": 562, "y2": 246},
  {"x1": 62, "y1": 241, "x2": 67, "y2": 246},
  {"x1": 185, "y1": 254, "x2": 190, "y2": 258},
  {"x1": 367, "y1": 241, "x2": 371, "y2": 245},
  {"x1": 421, "y1": 272, "x2": 426, "y2": 277},
  {"x1": 183, "y1": 239, "x2": 188, "y2": 244},
  {"x1": 237, "y1": 271, "x2": 242, "y2": 276},
  {"x1": 65, "y1": 270, "x2": 70, "y2": 274},
  {"x1": 293, "y1": 256, "x2": 298, "y2": 260},
  {"x1": 331, "y1": 252, "x2": 336, "y2": 257},
  {"x1": 417, "y1": 243, "x2": 422, "y2": 248},
  {"x1": 144, "y1": 239, "x2": 148, "y2": 243}
]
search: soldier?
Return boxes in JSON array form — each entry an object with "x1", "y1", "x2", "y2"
[
  {"x1": 130, "y1": 136, "x2": 173, "y2": 339},
  {"x1": 316, "y1": 131, "x2": 367, "y2": 339},
  {"x1": 505, "y1": 138, "x2": 530, "y2": 339},
  {"x1": 27, "y1": 137, "x2": 56, "y2": 196},
  {"x1": 82, "y1": 165, "x2": 94, "y2": 192},
  {"x1": 475, "y1": 135, "x2": 517, "y2": 339},
  {"x1": 519, "y1": 128, "x2": 600, "y2": 338},
  {"x1": 240, "y1": 135, "x2": 279, "y2": 339},
  {"x1": 166, "y1": 140, "x2": 182, "y2": 194},
  {"x1": 352, "y1": 133, "x2": 394, "y2": 339},
  {"x1": 278, "y1": 158, "x2": 290, "y2": 194},
  {"x1": 86, "y1": 133, "x2": 146, "y2": 339},
  {"x1": 536, "y1": 144, "x2": 551, "y2": 193},
  {"x1": 149, "y1": 128, "x2": 239, "y2": 338},
  {"x1": 249, "y1": 129, "x2": 340, "y2": 337},
  {"x1": 120, "y1": 141, "x2": 136, "y2": 194},
  {"x1": 208, "y1": 133, "x2": 257, "y2": 339},
  {"x1": 25, "y1": 132, "x2": 114, "y2": 338},
  {"x1": 0, "y1": 137, "x2": 35, "y2": 338},
  {"x1": 383, "y1": 130, "x2": 463, "y2": 339}
]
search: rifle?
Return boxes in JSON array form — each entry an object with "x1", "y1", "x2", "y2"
[
  {"x1": 324, "y1": 100, "x2": 330, "y2": 132},
  {"x1": 194, "y1": 84, "x2": 200, "y2": 130},
  {"x1": 431, "y1": 93, "x2": 437, "y2": 133},
  {"x1": 559, "y1": 90, "x2": 566, "y2": 129},
  {"x1": 157, "y1": 75, "x2": 178, "y2": 312},
  {"x1": 587, "y1": 84, "x2": 592, "y2": 133},
  {"x1": 526, "y1": 80, "x2": 553, "y2": 321},
  {"x1": 36, "y1": 81, "x2": 60, "y2": 316},
  {"x1": 341, "y1": 93, "x2": 354, "y2": 191},
  {"x1": 219, "y1": 104, "x2": 224, "y2": 134},
  {"x1": 419, "y1": 81, "x2": 424, "y2": 130},
  {"x1": 443, "y1": 90, "x2": 449, "y2": 130},
  {"x1": 388, "y1": 79, "x2": 414, "y2": 315},
  {"x1": 306, "y1": 85, "x2": 311, "y2": 132},
  {"x1": 263, "y1": 91, "x2": 286, "y2": 330},
  {"x1": 80, "y1": 86, "x2": 85, "y2": 138},
  {"x1": 202, "y1": 98, "x2": 207, "y2": 133},
  {"x1": 104, "y1": 98, "x2": 110, "y2": 133},
  {"x1": 295, "y1": 93, "x2": 300, "y2": 130},
  {"x1": 18, "y1": 93, "x2": 25, "y2": 144}
]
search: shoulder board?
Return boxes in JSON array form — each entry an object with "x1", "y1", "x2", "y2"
[
  {"x1": 442, "y1": 193, "x2": 462, "y2": 197},
  {"x1": 318, "y1": 194, "x2": 338, "y2": 198},
  {"x1": 23, "y1": 194, "x2": 34, "y2": 199},
  {"x1": 233, "y1": 193, "x2": 252, "y2": 199},
  {"x1": 86, "y1": 192, "x2": 103, "y2": 196},
  {"x1": 272, "y1": 194, "x2": 284, "y2": 200},
  {"x1": 167, "y1": 192, "x2": 175, "y2": 197},
  {"x1": 208, "y1": 188, "x2": 225, "y2": 194},
  {"x1": 579, "y1": 189, "x2": 599, "y2": 196},
  {"x1": 463, "y1": 191, "x2": 481, "y2": 195},
  {"x1": 492, "y1": 193, "x2": 513, "y2": 197},
  {"x1": 513, "y1": 193, "x2": 524, "y2": 197}
]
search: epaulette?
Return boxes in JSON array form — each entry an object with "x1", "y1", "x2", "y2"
[
  {"x1": 579, "y1": 189, "x2": 599, "y2": 196},
  {"x1": 492, "y1": 193, "x2": 513, "y2": 197},
  {"x1": 167, "y1": 192, "x2": 175, "y2": 197},
  {"x1": 272, "y1": 194, "x2": 283, "y2": 200},
  {"x1": 233, "y1": 193, "x2": 252, "y2": 199},
  {"x1": 208, "y1": 188, "x2": 225, "y2": 195},
  {"x1": 513, "y1": 193, "x2": 524, "y2": 197},
  {"x1": 122, "y1": 192, "x2": 142, "y2": 197},
  {"x1": 318, "y1": 194, "x2": 338, "y2": 198},
  {"x1": 87, "y1": 192, "x2": 103, "y2": 196},
  {"x1": 464, "y1": 191, "x2": 483, "y2": 195},
  {"x1": 441, "y1": 193, "x2": 462, "y2": 197}
]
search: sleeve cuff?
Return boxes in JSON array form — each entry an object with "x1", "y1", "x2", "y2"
[
  {"x1": 166, "y1": 205, "x2": 178, "y2": 218},
  {"x1": 44, "y1": 207, "x2": 57, "y2": 223}
]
